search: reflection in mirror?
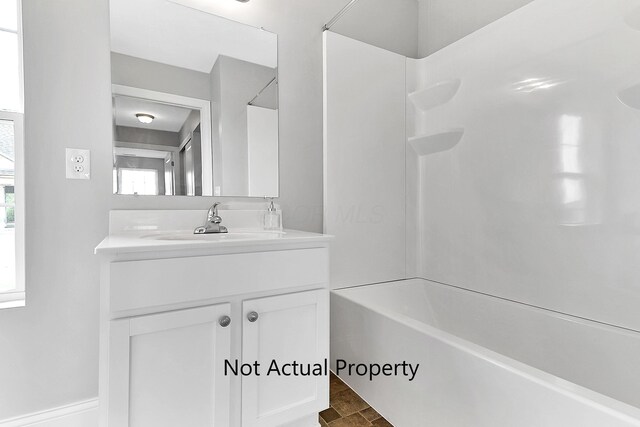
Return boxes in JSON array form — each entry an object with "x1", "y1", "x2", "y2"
[
  {"x1": 109, "y1": 0, "x2": 279, "y2": 197},
  {"x1": 112, "y1": 88, "x2": 212, "y2": 196}
]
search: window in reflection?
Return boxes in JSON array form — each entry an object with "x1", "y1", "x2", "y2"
[
  {"x1": 556, "y1": 115, "x2": 591, "y2": 226},
  {"x1": 560, "y1": 115, "x2": 582, "y2": 175},
  {"x1": 561, "y1": 177, "x2": 584, "y2": 205},
  {"x1": 119, "y1": 168, "x2": 159, "y2": 196}
]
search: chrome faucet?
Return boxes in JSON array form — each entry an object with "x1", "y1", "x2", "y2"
[{"x1": 194, "y1": 202, "x2": 228, "y2": 234}]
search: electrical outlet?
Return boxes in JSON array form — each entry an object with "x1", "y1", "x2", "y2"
[{"x1": 66, "y1": 148, "x2": 90, "y2": 179}]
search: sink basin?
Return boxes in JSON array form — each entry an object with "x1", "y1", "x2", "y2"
[{"x1": 141, "y1": 230, "x2": 286, "y2": 242}]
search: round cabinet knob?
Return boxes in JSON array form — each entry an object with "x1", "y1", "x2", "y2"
[
  {"x1": 247, "y1": 311, "x2": 259, "y2": 323},
  {"x1": 219, "y1": 316, "x2": 231, "y2": 327}
]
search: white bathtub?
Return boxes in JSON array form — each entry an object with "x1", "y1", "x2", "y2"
[{"x1": 330, "y1": 279, "x2": 640, "y2": 427}]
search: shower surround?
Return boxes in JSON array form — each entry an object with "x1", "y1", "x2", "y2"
[{"x1": 324, "y1": 0, "x2": 640, "y2": 424}]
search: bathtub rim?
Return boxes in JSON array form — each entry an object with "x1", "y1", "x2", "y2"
[{"x1": 331, "y1": 278, "x2": 640, "y2": 425}]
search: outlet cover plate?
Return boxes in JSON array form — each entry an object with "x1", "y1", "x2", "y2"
[{"x1": 66, "y1": 148, "x2": 91, "y2": 180}]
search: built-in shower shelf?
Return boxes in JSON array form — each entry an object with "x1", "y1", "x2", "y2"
[
  {"x1": 408, "y1": 129, "x2": 464, "y2": 156},
  {"x1": 408, "y1": 78, "x2": 461, "y2": 111},
  {"x1": 618, "y1": 83, "x2": 640, "y2": 110}
]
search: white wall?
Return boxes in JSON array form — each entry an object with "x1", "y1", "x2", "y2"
[
  {"x1": 247, "y1": 106, "x2": 279, "y2": 197},
  {"x1": 0, "y1": 0, "x2": 419, "y2": 421},
  {"x1": 0, "y1": 0, "x2": 113, "y2": 420},
  {"x1": 323, "y1": 32, "x2": 407, "y2": 289},
  {"x1": 418, "y1": 0, "x2": 534, "y2": 56}
]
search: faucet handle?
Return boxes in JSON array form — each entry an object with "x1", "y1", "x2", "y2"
[
  {"x1": 208, "y1": 202, "x2": 222, "y2": 222},
  {"x1": 195, "y1": 202, "x2": 228, "y2": 234}
]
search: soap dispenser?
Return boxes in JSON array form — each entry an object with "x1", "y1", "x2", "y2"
[{"x1": 263, "y1": 198, "x2": 282, "y2": 231}]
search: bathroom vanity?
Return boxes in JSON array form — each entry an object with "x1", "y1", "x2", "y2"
[
  {"x1": 99, "y1": 1, "x2": 328, "y2": 424},
  {"x1": 95, "y1": 211, "x2": 331, "y2": 427}
]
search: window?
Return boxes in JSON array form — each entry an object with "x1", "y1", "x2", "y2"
[
  {"x1": 119, "y1": 168, "x2": 159, "y2": 196},
  {"x1": 0, "y1": 0, "x2": 21, "y2": 112},
  {"x1": 0, "y1": 0, "x2": 24, "y2": 308}
]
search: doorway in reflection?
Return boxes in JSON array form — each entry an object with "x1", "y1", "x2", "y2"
[{"x1": 112, "y1": 95, "x2": 205, "y2": 196}]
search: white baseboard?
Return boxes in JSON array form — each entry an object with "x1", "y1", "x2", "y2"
[{"x1": 0, "y1": 399, "x2": 98, "y2": 427}]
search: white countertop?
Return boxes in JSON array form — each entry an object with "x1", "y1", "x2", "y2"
[{"x1": 95, "y1": 229, "x2": 332, "y2": 256}]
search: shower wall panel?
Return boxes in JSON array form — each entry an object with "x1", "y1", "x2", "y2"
[
  {"x1": 323, "y1": 32, "x2": 407, "y2": 289},
  {"x1": 410, "y1": 0, "x2": 640, "y2": 330}
]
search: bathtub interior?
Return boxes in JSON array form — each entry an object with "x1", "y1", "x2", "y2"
[
  {"x1": 334, "y1": 279, "x2": 640, "y2": 410},
  {"x1": 331, "y1": 286, "x2": 640, "y2": 427}
]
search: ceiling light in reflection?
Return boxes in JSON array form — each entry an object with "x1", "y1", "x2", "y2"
[
  {"x1": 512, "y1": 77, "x2": 564, "y2": 93},
  {"x1": 136, "y1": 113, "x2": 155, "y2": 124}
]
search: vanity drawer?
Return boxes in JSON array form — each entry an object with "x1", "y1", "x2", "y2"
[{"x1": 108, "y1": 247, "x2": 329, "y2": 314}]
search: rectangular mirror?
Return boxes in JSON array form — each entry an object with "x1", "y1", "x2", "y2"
[{"x1": 109, "y1": 0, "x2": 279, "y2": 197}]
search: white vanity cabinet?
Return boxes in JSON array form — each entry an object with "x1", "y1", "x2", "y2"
[
  {"x1": 242, "y1": 290, "x2": 329, "y2": 427},
  {"x1": 96, "y1": 230, "x2": 331, "y2": 427},
  {"x1": 109, "y1": 304, "x2": 232, "y2": 427}
]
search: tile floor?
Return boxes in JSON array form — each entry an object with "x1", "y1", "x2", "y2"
[{"x1": 319, "y1": 373, "x2": 394, "y2": 426}]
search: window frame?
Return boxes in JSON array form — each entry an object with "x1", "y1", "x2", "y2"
[
  {"x1": 0, "y1": 111, "x2": 25, "y2": 308},
  {"x1": 118, "y1": 167, "x2": 160, "y2": 196},
  {"x1": 0, "y1": 0, "x2": 25, "y2": 309}
]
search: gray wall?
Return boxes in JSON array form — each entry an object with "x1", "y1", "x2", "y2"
[
  {"x1": 115, "y1": 126, "x2": 180, "y2": 147},
  {"x1": 332, "y1": 0, "x2": 420, "y2": 58},
  {"x1": 111, "y1": 52, "x2": 211, "y2": 99},
  {"x1": 178, "y1": 109, "x2": 201, "y2": 145},
  {"x1": 0, "y1": 0, "x2": 113, "y2": 419},
  {"x1": 0, "y1": 0, "x2": 420, "y2": 419},
  {"x1": 418, "y1": 0, "x2": 535, "y2": 56},
  {"x1": 214, "y1": 56, "x2": 277, "y2": 196},
  {"x1": 178, "y1": 111, "x2": 203, "y2": 195}
]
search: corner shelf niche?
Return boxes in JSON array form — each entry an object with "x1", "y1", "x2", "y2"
[
  {"x1": 408, "y1": 79, "x2": 462, "y2": 111},
  {"x1": 408, "y1": 129, "x2": 464, "y2": 156}
]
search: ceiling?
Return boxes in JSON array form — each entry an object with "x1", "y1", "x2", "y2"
[
  {"x1": 114, "y1": 96, "x2": 194, "y2": 133},
  {"x1": 109, "y1": 0, "x2": 277, "y2": 73}
]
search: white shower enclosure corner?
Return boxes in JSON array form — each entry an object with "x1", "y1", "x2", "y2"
[{"x1": 324, "y1": 0, "x2": 640, "y2": 425}]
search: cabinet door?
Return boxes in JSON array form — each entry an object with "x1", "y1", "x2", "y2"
[
  {"x1": 107, "y1": 304, "x2": 231, "y2": 427},
  {"x1": 242, "y1": 289, "x2": 329, "y2": 427}
]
